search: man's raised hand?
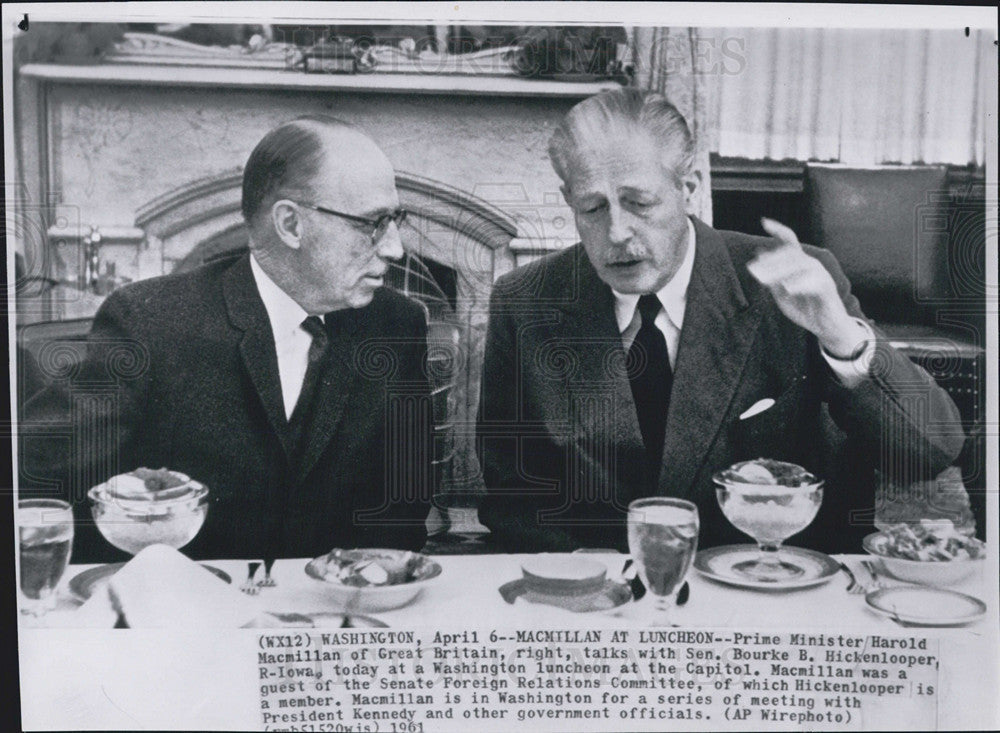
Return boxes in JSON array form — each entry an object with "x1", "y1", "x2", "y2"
[{"x1": 746, "y1": 217, "x2": 868, "y2": 359}]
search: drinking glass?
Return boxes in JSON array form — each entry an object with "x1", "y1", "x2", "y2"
[
  {"x1": 627, "y1": 498, "x2": 699, "y2": 626},
  {"x1": 18, "y1": 499, "x2": 74, "y2": 616},
  {"x1": 713, "y1": 473, "x2": 823, "y2": 582}
]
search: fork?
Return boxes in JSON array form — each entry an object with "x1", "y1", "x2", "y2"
[
  {"x1": 838, "y1": 562, "x2": 869, "y2": 594},
  {"x1": 257, "y1": 557, "x2": 276, "y2": 588},
  {"x1": 241, "y1": 562, "x2": 262, "y2": 595}
]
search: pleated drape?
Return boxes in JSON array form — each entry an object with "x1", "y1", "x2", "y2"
[
  {"x1": 706, "y1": 27, "x2": 989, "y2": 165},
  {"x1": 631, "y1": 26, "x2": 714, "y2": 225}
]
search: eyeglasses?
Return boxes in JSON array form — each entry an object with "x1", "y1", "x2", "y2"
[{"x1": 297, "y1": 201, "x2": 407, "y2": 245}]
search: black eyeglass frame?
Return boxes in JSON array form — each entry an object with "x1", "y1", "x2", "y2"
[{"x1": 296, "y1": 201, "x2": 408, "y2": 244}]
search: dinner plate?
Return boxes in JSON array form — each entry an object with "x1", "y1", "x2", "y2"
[
  {"x1": 694, "y1": 544, "x2": 840, "y2": 590},
  {"x1": 69, "y1": 562, "x2": 231, "y2": 601},
  {"x1": 866, "y1": 587, "x2": 986, "y2": 626}
]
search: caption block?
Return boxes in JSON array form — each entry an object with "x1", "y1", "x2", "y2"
[{"x1": 256, "y1": 628, "x2": 938, "y2": 731}]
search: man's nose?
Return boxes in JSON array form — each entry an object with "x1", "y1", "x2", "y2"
[
  {"x1": 607, "y1": 204, "x2": 633, "y2": 245},
  {"x1": 375, "y1": 221, "x2": 405, "y2": 261}
]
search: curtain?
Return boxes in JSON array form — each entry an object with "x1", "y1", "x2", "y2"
[
  {"x1": 631, "y1": 27, "x2": 713, "y2": 225},
  {"x1": 708, "y1": 28, "x2": 990, "y2": 165}
]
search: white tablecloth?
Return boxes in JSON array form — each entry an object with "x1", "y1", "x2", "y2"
[
  {"x1": 24, "y1": 551, "x2": 992, "y2": 631},
  {"x1": 18, "y1": 552, "x2": 998, "y2": 731}
]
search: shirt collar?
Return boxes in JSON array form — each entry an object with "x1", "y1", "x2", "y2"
[
  {"x1": 249, "y1": 253, "x2": 309, "y2": 340},
  {"x1": 612, "y1": 217, "x2": 697, "y2": 333}
]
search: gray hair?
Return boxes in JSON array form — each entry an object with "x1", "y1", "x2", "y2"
[{"x1": 548, "y1": 88, "x2": 695, "y2": 185}]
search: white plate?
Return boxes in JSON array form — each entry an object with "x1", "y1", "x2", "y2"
[
  {"x1": 694, "y1": 544, "x2": 840, "y2": 590},
  {"x1": 69, "y1": 562, "x2": 231, "y2": 601},
  {"x1": 866, "y1": 587, "x2": 986, "y2": 626}
]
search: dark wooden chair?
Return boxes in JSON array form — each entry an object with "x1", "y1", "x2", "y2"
[
  {"x1": 16, "y1": 317, "x2": 95, "y2": 409},
  {"x1": 804, "y1": 164, "x2": 984, "y2": 535},
  {"x1": 803, "y1": 165, "x2": 983, "y2": 421}
]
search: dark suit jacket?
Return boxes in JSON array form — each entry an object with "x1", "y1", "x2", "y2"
[
  {"x1": 477, "y1": 219, "x2": 964, "y2": 554},
  {"x1": 21, "y1": 254, "x2": 433, "y2": 563}
]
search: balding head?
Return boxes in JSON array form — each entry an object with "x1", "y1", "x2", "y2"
[
  {"x1": 242, "y1": 116, "x2": 391, "y2": 229},
  {"x1": 241, "y1": 116, "x2": 404, "y2": 314}
]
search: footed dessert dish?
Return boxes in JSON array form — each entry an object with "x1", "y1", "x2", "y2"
[{"x1": 89, "y1": 468, "x2": 209, "y2": 555}]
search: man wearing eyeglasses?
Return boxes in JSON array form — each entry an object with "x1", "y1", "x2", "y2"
[{"x1": 21, "y1": 117, "x2": 433, "y2": 562}]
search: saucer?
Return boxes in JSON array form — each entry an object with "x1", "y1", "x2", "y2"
[
  {"x1": 694, "y1": 545, "x2": 840, "y2": 590},
  {"x1": 499, "y1": 578, "x2": 632, "y2": 612},
  {"x1": 866, "y1": 587, "x2": 986, "y2": 626},
  {"x1": 69, "y1": 563, "x2": 231, "y2": 601}
]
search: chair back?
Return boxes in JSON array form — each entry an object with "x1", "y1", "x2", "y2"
[
  {"x1": 804, "y1": 164, "x2": 951, "y2": 327},
  {"x1": 16, "y1": 318, "x2": 94, "y2": 405}
]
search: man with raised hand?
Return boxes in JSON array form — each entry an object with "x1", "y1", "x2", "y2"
[{"x1": 477, "y1": 88, "x2": 963, "y2": 553}]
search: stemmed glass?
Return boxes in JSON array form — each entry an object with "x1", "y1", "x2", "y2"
[
  {"x1": 18, "y1": 499, "x2": 74, "y2": 617},
  {"x1": 713, "y1": 470, "x2": 823, "y2": 582},
  {"x1": 627, "y1": 498, "x2": 699, "y2": 626}
]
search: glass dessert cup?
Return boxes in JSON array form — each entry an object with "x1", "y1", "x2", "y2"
[
  {"x1": 88, "y1": 476, "x2": 209, "y2": 555},
  {"x1": 713, "y1": 468, "x2": 823, "y2": 582},
  {"x1": 627, "y1": 498, "x2": 699, "y2": 626},
  {"x1": 18, "y1": 499, "x2": 74, "y2": 616}
]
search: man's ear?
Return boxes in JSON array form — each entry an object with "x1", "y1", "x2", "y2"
[
  {"x1": 681, "y1": 169, "x2": 702, "y2": 213},
  {"x1": 271, "y1": 200, "x2": 303, "y2": 250}
]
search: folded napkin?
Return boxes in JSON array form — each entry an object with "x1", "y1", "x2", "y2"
[{"x1": 76, "y1": 545, "x2": 260, "y2": 628}]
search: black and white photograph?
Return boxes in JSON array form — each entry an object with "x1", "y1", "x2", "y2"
[{"x1": 6, "y1": 2, "x2": 997, "y2": 730}]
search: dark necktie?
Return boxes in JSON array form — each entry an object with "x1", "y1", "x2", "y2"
[
  {"x1": 627, "y1": 294, "x2": 673, "y2": 484},
  {"x1": 268, "y1": 315, "x2": 329, "y2": 560},
  {"x1": 289, "y1": 315, "x2": 330, "y2": 429}
]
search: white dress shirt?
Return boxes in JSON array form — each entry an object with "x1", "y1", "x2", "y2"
[
  {"x1": 249, "y1": 254, "x2": 312, "y2": 419},
  {"x1": 612, "y1": 218, "x2": 874, "y2": 387},
  {"x1": 613, "y1": 218, "x2": 698, "y2": 370}
]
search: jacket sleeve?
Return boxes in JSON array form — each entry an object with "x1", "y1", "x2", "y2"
[
  {"x1": 476, "y1": 281, "x2": 580, "y2": 552},
  {"x1": 810, "y1": 247, "x2": 966, "y2": 477}
]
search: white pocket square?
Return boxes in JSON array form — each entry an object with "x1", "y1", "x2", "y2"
[{"x1": 739, "y1": 398, "x2": 776, "y2": 420}]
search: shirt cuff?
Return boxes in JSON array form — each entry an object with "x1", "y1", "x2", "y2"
[{"x1": 821, "y1": 318, "x2": 876, "y2": 388}]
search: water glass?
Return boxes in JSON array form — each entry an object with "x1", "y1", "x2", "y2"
[
  {"x1": 627, "y1": 498, "x2": 699, "y2": 626},
  {"x1": 18, "y1": 499, "x2": 74, "y2": 617}
]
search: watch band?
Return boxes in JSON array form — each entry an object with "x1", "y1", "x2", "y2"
[{"x1": 822, "y1": 318, "x2": 872, "y2": 362}]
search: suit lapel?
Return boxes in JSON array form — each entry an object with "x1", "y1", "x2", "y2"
[
  {"x1": 658, "y1": 219, "x2": 762, "y2": 498},
  {"x1": 555, "y1": 247, "x2": 645, "y2": 504},
  {"x1": 295, "y1": 310, "x2": 360, "y2": 483},
  {"x1": 223, "y1": 256, "x2": 295, "y2": 459}
]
